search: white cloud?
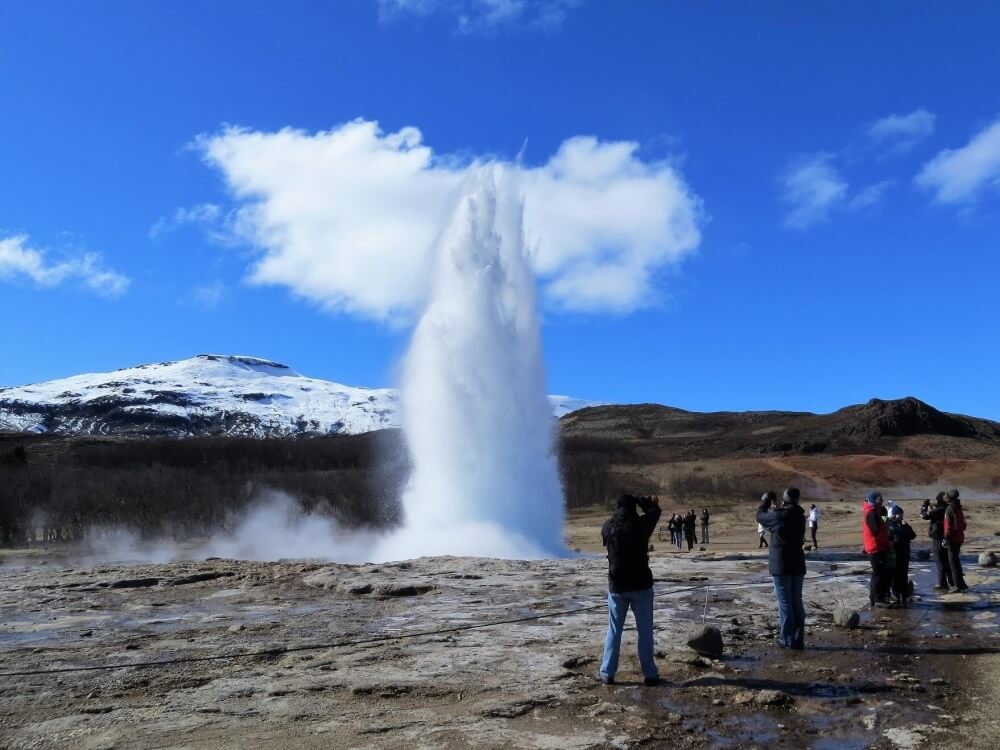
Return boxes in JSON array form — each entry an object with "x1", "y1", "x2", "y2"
[
  {"x1": 848, "y1": 179, "x2": 895, "y2": 213},
  {"x1": 377, "y1": 0, "x2": 580, "y2": 32},
  {"x1": 191, "y1": 281, "x2": 226, "y2": 308},
  {"x1": 867, "y1": 109, "x2": 936, "y2": 154},
  {"x1": 779, "y1": 153, "x2": 848, "y2": 229},
  {"x1": 150, "y1": 203, "x2": 223, "y2": 239},
  {"x1": 197, "y1": 119, "x2": 702, "y2": 319},
  {"x1": 0, "y1": 234, "x2": 130, "y2": 296},
  {"x1": 915, "y1": 116, "x2": 1000, "y2": 204}
]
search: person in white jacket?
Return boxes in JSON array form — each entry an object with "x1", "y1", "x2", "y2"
[{"x1": 807, "y1": 504, "x2": 820, "y2": 548}]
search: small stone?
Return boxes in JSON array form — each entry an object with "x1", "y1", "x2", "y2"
[
  {"x1": 978, "y1": 552, "x2": 997, "y2": 567},
  {"x1": 228, "y1": 624, "x2": 245, "y2": 632},
  {"x1": 929, "y1": 678, "x2": 947, "y2": 686},
  {"x1": 833, "y1": 608, "x2": 861, "y2": 629},
  {"x1": 686, "y1": 624, "x2": 724, "y2": 658},
  {"x1": 712, "y1": 698, "x2": 724, "y2": 706},
  {"x1": 754, "y1": 689, "x2": 793, "y2": 707}
]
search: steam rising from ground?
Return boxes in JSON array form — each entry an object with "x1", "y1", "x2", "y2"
[{"x1": 67, "y1": 167, "x2": 564, "y2": 565}]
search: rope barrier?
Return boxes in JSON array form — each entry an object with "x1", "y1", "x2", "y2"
[{"x1": 0, "y1": 568, "x2": 868, "y2": 678}]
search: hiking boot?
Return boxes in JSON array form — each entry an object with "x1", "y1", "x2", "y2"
[
  {"x1": 932, "y1": 585, "x2": 948, "y2": 591},
  {"x1": 597, "y1": 673, "x2": 614, "y2": 685},
  {"x1": 643, "y1": 676, "x2": 662, "y2": 687}
]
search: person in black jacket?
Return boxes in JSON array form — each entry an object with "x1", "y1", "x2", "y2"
[
  {"x1": 921, "y1": 493, "x2": 954, "y2": 590},
  {"x1": 683, "y1": 509, "x2": 697, "y2": 551},
  {"x1": 599, "y1": 494, "x2": 661, "y2": 686},
  {"x1": 888, "y1": 506, "x2": 916, "y2": 607},
  {"x1": 756, "y1": 488, "x2": 807, "y2": 649}
]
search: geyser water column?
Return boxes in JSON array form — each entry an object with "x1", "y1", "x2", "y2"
[{"x1": 377, "y1": 166, "x2": 565, "y2": 560}]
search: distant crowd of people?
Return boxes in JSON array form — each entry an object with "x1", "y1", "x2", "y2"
[
  {"x1": 659, "y1": 507, "x2": 711, "y2": 551},
  {"x1": 598, "y1": 486, "x2": 972, "y2": 684}
]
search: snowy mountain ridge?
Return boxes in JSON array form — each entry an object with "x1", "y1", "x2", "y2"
[{"x1": 0, "y1": 355, "x2": 595, "y2": 438}]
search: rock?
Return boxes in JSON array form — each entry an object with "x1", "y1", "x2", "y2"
[
  {"x1": 699, "y1": 546, "x2": 706, "y2": 551},
  {"x1": 347, "y1": 583, "x2": 373, "y2": 595},
  {"x1": 978, "y1": 552, "x2": 997, "y2": 567},
  {"x1": 561, "y1": 655, "x2": 595, "y2": 669},
  {"x1": 169, "y1": 571, "x2": 235, "y2": 586},
  {"x1": 833, "y1": 608, "x2": 861, "y2": 629},
  {"x1": 107, "y1": 577, "x2": 160, "y2": 589},
  {"x1": 754, "y1": 689, "x2": 793, "y2": 707},
  {"x1": 372, "y1": 583, "x2": 435, "y2": 598},
  {"x1": 686, "y1": 624, "x2": 724, "y2": 658},
  {"x1": 916, "y1": 549, "x2": 931, "y2": 561},
  {"x1": 929, "y1": 677, "x2": 947, "y2": 686},
  {"x1": 228, "y1": 624, "x2": 246, "y2": 632}
]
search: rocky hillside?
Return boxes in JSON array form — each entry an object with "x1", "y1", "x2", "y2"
[
  {"x1": 0, "y1": 355, "x2": 593, "y2": 438},
  {"x1": 559, "y1": 397, "x2": 1000, "y2": 460}
]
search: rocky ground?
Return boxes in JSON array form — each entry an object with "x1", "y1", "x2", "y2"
[{"x1": 1, "y1": 502, "x2": 999, "y2": 750}]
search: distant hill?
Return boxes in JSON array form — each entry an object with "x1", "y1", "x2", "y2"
[
  {"x1": 0, "y1": 355, "x2": 594, "y2": 438},
  {"x1": 559, "y1": 397, "x2": 1000, "y2": 460}
]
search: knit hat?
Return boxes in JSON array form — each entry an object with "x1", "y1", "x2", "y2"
[
  {"x1": 761, "y1": 490, "x2": 777, "y2": 503},
  {"x1": 783, "y1": 487, "x2": 801, "y2": 505},
  {"x1": 946, "y1": 489, "x2": 960, "y2": 501},
  {"x1": 866, "y1": 491, "x2": 883, "y2": 505},
  {"x1": 890, "y1": 505, "x2": 903, "y2": 517}
]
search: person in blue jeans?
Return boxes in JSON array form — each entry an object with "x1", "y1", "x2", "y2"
[
  {"x1": 756, "y1": 488, "x2": 807, "y2": 650},
  {"x1": 599, "y1": 494, "x2": 661, "y2": 686}
]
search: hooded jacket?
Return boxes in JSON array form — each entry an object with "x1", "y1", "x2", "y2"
[
  {"x1": 756, "y1": 500, "x2": 806, "y2": 576},
  {"x1": 862, "y1": 502, "x2": 890, "y2": 554},
  {"x1": 602, "y1": 497, "x2": 661, "y2": 593},
  {"x1": 944, "y1": 500, "x2": 966, "y2": 544}
]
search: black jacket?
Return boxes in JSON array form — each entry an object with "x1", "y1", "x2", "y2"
[
  {"x1": 756, "y1": 500, "x2": 806, "y2": 576},
  {"x1": 922, "y1": 506, "x2": 946, "y2": 539},
  {"x1": 888, "y1": 519, "x2": 916, "y2": 557},
  {"x1": 602, "y1": 498, "x2": 661, "y2": 593}
]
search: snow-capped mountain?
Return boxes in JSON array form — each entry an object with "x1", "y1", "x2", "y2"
[{"x1": 0, "y1": 355, "x2": 594, "y2": 437}]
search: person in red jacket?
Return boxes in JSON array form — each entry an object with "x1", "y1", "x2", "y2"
[
  {"x1": 943, "y1": 489, "x2": 968, "y2": 592},
  {"x1": 862, "y1": 491, "x2": 892, "y2": 607}
]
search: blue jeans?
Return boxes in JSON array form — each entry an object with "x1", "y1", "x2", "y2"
[
  {"x1": 771, "y1": 575, "x2": 805, "y2": 649},
  {"x1": 600, "y1": 587, "x2": 658, "y2": 680}
]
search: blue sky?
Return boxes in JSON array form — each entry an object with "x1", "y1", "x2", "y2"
[{"x1": 1, "y1": 1, "x2": 998, "y2": 418}]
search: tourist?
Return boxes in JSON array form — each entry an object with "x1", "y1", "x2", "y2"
[
  {"x1": 921, "y1": 493, "x2": 954, "y2": 590},
  {"x1": 666, "y1": 514, "x2": 680, "y2": 550},
  {"x1": 756, "y1": 488, "x2": 807, "y2": 649},
  {"x1": 700, "y1": 508, "x2": 711, "y2": 544},
  {"x1": 599, "y1": 494, "x2": 661, "y2": 686},
  {"x1": 862, "y1": 491, "x2": 892, "y2": 607},
  {"x1": 758, "y1": 520, "x2": 769, "y2": 548},
  {"x1": 888, "y1": 506, "x2": 916, "y2": 607},
  {"x1": 807, "y1": 503, "x2": 820, "y2": 548},
  {"x1": 683, "y1": 509, "x2": 697, "y2": 551},
  {"x1": 943, "y1": 489, "x2": 968, "y2": 592}
]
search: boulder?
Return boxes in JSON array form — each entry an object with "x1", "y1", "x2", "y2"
[
  {"x1": 978, "y1": 552, "x2": 997, "y2": 567},
  {"x1": 833, "y1": 607, "x2": 860, "y2": 629},
  {"x1": 686, "y1": 624, "x2": 724, "y2": 658}
]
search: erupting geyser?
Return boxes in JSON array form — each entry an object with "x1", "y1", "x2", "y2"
[{"x1": 374, "y1": 166, "x2": 565, "y2": 560}]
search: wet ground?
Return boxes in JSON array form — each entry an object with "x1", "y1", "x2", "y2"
[{"x1": 1, "y1": 543, "x2": 998, "y2": 749}]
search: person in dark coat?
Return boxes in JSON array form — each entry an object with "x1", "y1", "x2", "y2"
[
  {"x1": 700, "y1": 508, "x2": 711, "y2": 544},
  {"x1": 888, "y1": 506, "x2": 916, "y2": 607},
  {"x1": 757, "y1": 488, "x2": 807, "y2": 649},
  {"x1": 599, "y1": 494, "x2": 661, "y2": 686},
  {"x1": 943, "y1": 489, "x2": 968, "y2": 592},
  {"x1": 921, "y1": 493, "x2": 953, "y2": 590},
  {"x1": 683, "y1": 509, "x2": 697, "y2": 551}
]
